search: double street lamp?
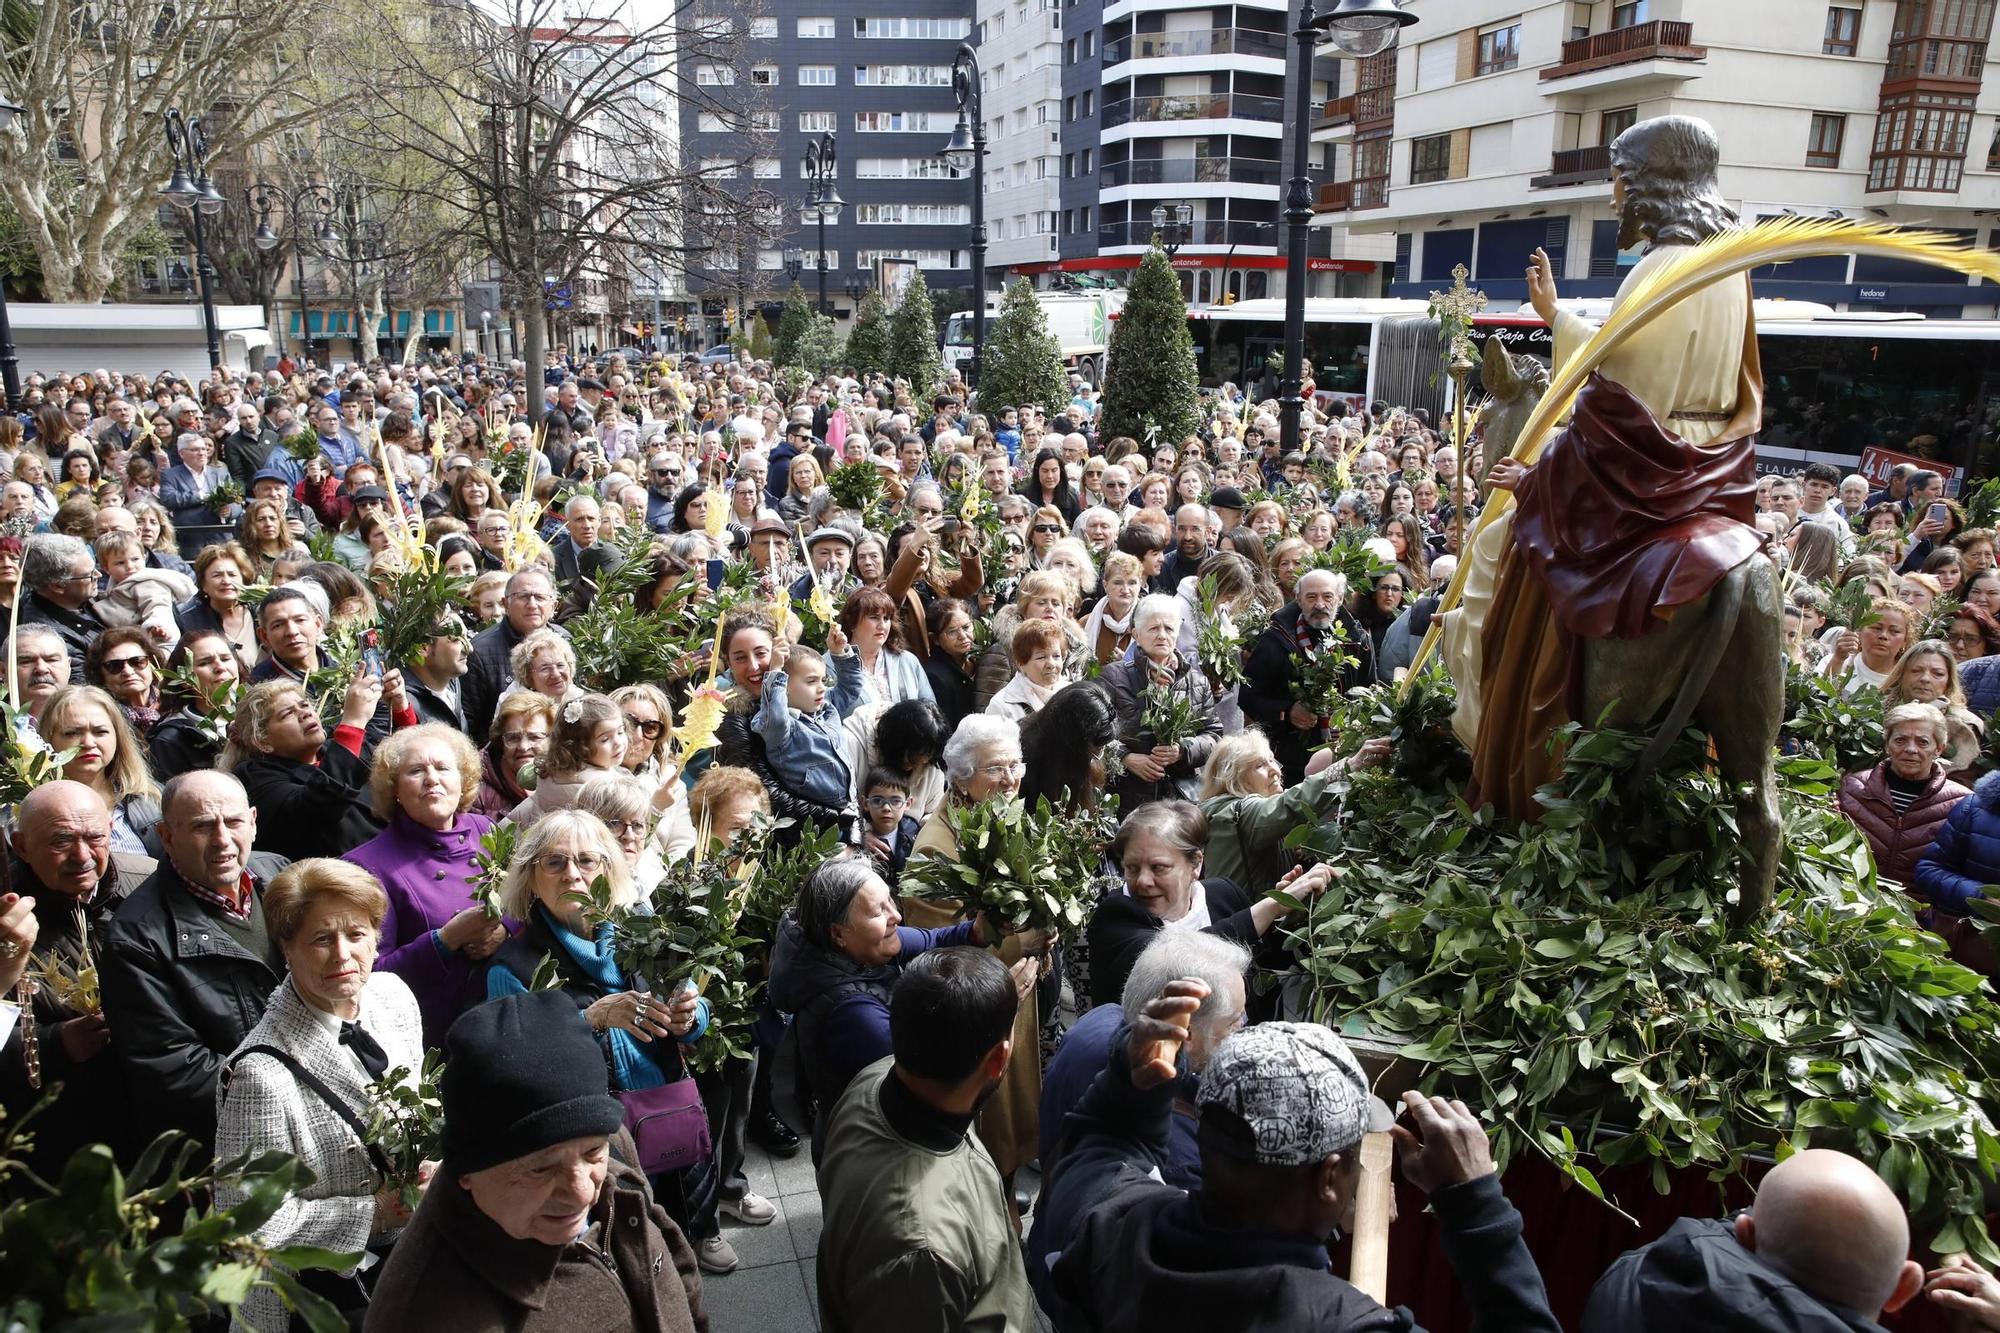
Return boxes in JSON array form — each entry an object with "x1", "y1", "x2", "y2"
[
  {"x1": 802, "y1": 132, "x2": 843, "y2": 316},
  {"x1": 161, "y1": 107, "x2": 228, "y2": 375},
  {"x1": 1152, "y1": 202, "x2": 1193, "y2": 259},
  {"x1": 1279, "y1": 0, "x2": 1415, "y2": 454},
  {"x1": 250, "y1": 180, "x2": 338, "y2": 368},
  {"x1": 940, "y1": 42, "x2": 987, "y2": 388}
]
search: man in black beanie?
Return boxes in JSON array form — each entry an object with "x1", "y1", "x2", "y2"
[{"x1": 364, "y1": 991, "x2": 709, "y2": 1332}]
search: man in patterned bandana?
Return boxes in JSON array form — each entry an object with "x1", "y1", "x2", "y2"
[{"x1": 1034, "y1": 979, "x2": 1559, "y2": 1332}]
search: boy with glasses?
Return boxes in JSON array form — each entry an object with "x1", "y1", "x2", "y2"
[{"x1": 858, "y1": 766, "x2": 921, "y2": 886}]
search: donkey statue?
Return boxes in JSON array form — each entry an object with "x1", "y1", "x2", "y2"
[{"x1": 1474, "y1": 336, "x2": 1785, "y2": 926}]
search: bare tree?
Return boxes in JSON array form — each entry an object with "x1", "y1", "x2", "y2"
[
  {"x1": 0, "y1": 0, "x2": 334, "y2": 301},
  {"x1": 325, "y1": 0, "x2": 776, "y2": 412}
]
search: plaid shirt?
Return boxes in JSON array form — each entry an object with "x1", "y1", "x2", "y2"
[{"x1": 179, "y1": 869, "x2": 256, "y2": 922}]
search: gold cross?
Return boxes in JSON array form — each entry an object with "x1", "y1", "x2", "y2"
[{"x1": 1429, "y1": 264, "x2": 1488, "y2": 368}]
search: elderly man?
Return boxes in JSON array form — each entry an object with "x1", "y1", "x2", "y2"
[
  {"x1": 551, "y1": 493, "x2": 623, "y2": 588},
  {"x1": 11, "y1": 622, "x2": 71, "y2": 724},
  {"x1": 17, "y1": 533, "x2": 107, "y2": 679},
  {"x1": 159, "y1": 431, "x2": 241, "y2": 555},
  {"x1": 365, "y1": 991, "x2": 707, "y2": 1331},
  {"x1": 463, "y1": 567, "x2": 562, "y2": 746},
  {"x1": 98, "y1": 771, "x2": 289, "y2": 1153},
  {"x1": 0, "y1": 782, "x2": 155, "y2": 1175},
  {"x1": 1038, "y1": 994, "x2": 1556, "y2": 1332},
  {"x1": 644, "y1": 451, "x2": 686, "y2": 532},
  {"x1": 1583, "y1": 1149, "x2": 1924, "y2": 1329},
  {"x1": 1242, "y1": 568, "x2": 1378, "y2": 784},
  {"x1": 817, "y1": 949, "x2": 1036, "y2": 1333},
  {"x1": 789, "y1": 526, "x2": 858, "y2": 602}
]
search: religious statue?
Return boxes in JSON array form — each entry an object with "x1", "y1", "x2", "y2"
[{"x1": 1442, "y1": 115, "x2": 1783, "y2": 923}]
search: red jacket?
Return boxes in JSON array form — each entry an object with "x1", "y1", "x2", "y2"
[{"x1": 1838, "y1": 761, "x2": 1969, "y2": 889}]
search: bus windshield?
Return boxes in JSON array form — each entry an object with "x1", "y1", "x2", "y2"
[{"x1": 943, "y1": 315, "x2": 972, "y2": 348}]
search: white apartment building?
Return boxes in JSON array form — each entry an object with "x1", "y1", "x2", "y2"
[
  {"x1": 979, "y1": 0, "x2": 1065, "y2": 273},
  {"x1": 1316, "y1": 0, "x2": 2000, "y2": 316}
]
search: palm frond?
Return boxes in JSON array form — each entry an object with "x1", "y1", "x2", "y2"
[{"x1": 1405, "y1": 219, "x2": 2000, "y2": 692}]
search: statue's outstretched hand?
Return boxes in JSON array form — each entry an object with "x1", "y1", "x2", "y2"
[
  {"x1": 1527, "y1": 248, "x2": 1560, "y2": 326},
  {"x1": 1487, "y1": 457, "x2": 1529, "y2": 492}
]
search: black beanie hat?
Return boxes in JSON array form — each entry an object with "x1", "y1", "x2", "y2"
[{"x1": 440, "y1": 990, "x2": 625, "y2": 1173}]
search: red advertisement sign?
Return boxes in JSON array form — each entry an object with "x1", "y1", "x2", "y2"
[{"x1": 1858, "y1": 446, "x2": 1958, "y2": 488}]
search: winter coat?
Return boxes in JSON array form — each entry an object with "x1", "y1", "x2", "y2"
[
  {"x1": 973, "y1": 605, "x2": 1089, "y2": 710},
  {"x1": 18, "y1": 590, "x2": 106, "y2": 682},
  {"x1": 96, "y1": 854, "x2": 291, "y2": 1153},
  {"x1": 1582, "y1": 1215, "x2": 1890, "y2": 1333},
  {"x1": 1100, "y1": 649, "x2": 1224, "y2": 806},
  {"x1": 923, "y1": 650, "x2": 979, "y2": 728},
  {"x1": 363, "y1": 1130, "x2": 707, "y2": 1333},
  {"x1": 231, "y1": 737, "x2": 386, "y2": 863},
  {"x1": 1914, "y1": 768, "x2": 2000, "y2": 914},
  {"x1": 1240, "y1": 602, "x2": 1378, "y2": 785},
  {"x1": 146, "y1": 707, "x2": 224, "y2": 781},
  {"x1": 718, "y1": 703, "x2": 849, "y2": 845},
  {"x1": 215, "y1": 972, "x2": 425, "y2": 1333},
  {"x1": 1837, "y1": 762, "x2": 1969, "y2": 889},
  {"x1": 92, "y1": 567, "x2": 197, "y2": 653},
  {"x1": 343, "y1": 809, "x2": 498, "y2": 1049},
  {"x1": 463, "y1": 617, "x2": 560, "y2": 746},
  {"x1": 1084, "y1": 878, "x2": 1258, "y2": 1010},
  {"x1": 473, "y1": 746, "x2": 529, "y2": 822},
  {"x1": 1201, "y1": 762, "x2": 1349, "y2": 898}
]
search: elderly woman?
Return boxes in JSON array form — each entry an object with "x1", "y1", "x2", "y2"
[
  {"x1": 1839, "y1": 703, "x2": 1971, "y2": 892},
  {"x1": 840, "y1": 585, "x2": 935, "y2": 708},
  {"x1": 483, "y1": 808, "x2": 724, "y2": 1264},
  {"x1": 215, "y1": 858, "x2": 427, "y2": 1333},
  {"x1": 40, "y1": 684, "x2": 163, "y2": 856},
  {"x1": 84, "y1": 626, "x2": 166, "y2": 735},
  {"x1": 174, "y1": 540, "x2": 260, "y2": 668},
  {"x1": 1085, "y1": 799, "x2": 1332, "y2": 1010},
  {"x1": 766, "y1": 857, "x2": 1018, "y2": 1158},
  {"x1": 1100, "y1": 594, "x2": 1223, "y2": 807},
  {"x1": 224, "y1": 675, "x2": 398, "y2": 861},
  {"x1": 147, "y1": 629, "x2": 244, "y2": 780},
  {"x1": 575, "y1": 772, "x2": 669, "y2": 900},
  {"x1": 973, "y1": 570, "x2": 1085, "y2": 709},
  {"x1": 344, "y1": 724, "x2": 509, "y2": 1047},
  {"x1": 504, "y1": 626, "x2": 581, "y2": 709},
  {"x1": 1081, "y1": 552, "x2": 1144, "y2": 667},
  {"x1": 473, "y1": 690, "x2": 554, "y2": 819},
  {"x1": 984, "y1": 617, "x2": 1068, "y2": 723},
  {"x1": 1198, "y1": 730, "x2": 1389, "y2": 896},
  {"x1": 901, "y1": 714, "x2": 1049, "y2": 1183}
]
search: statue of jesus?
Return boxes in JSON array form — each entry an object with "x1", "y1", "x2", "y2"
[{"x1": 1445, "y1": 115, "x2": 1768, "y2": 816}]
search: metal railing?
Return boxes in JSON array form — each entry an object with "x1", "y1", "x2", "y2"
[
  {"x1": 1102, "y1": 27, "x2": 1287, "y2": 65},
  {"x1": 1530, "y1": 143, "x2": 1615, "y2": 188},
  {"x1": 1096, "y1": 217, "x2": 1279, "y2": 248},
  {"x1": 1542, "y1": 20, "x2": 1701, "y2": 79},
  {"x1": 1098, "y1": 156, "x2": 1284, "y2": 188},
  {"x1": 1100, "y1": 91, "x2": 1286, "y2": 128}
]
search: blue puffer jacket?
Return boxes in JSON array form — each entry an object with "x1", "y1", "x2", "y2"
[{"x1": 1914, "y1": 769, "x2": 2000, "y2": 915}]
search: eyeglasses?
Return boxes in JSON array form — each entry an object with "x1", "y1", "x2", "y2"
[
  {"x1": 1033, "y1": 524, "x2": 1063, "y2": 535},
  {"x1": 977, "y1": 760, "x2": 1026, "y2": 780},
  {"x1": 102, "y1": 656, "x2": 149, "y2": 674},
  {"x1": 537, "y1": 852, "x2": 605, "y2": 875},
  {"x1": 623, "y1": 714, "x2": 664, "y2": 739},
  {"x1": 600, "y1": 817, "x2": 644, "y2": 838},
  {"x1": 865, "y1": 794, "x2": 908, "y2": 810}
]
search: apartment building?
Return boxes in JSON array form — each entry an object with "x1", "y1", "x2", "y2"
[
  {"x1": 1316, "y1": 0, "x2": 2000, "y2": 315},
  {"x1": 676, "y1": 3, "x2": 979, "y2": 322},
  {"x1": 978, "y1": 0, "x2": 1066, "y2": 273}
]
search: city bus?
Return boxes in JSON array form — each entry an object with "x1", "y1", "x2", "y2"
[{"x1": 1199, "y1": 297, "x2": 2000, "y2": 488}]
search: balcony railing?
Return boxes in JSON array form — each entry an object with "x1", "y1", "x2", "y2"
[
  {"x1": 1102, "y1": 27, "x2": 1287, "y2": 65},
  {"x1": 1354, "y1": 85, "x2": 1395, "y2": 127},
  {"x1": 1349, "y1": 175, "x2": 1388, "y2": 210},
  {"x1": 1314, "y1": 94, "x2": 1356, "y2": 130},
  {"x1": 1540, "y1": 20, "x2": 1705, "y2": 80},
  {"x1": 1097, "y1": 218, "x2": 1279, "y2": 249},
  {"x1": 1098, "y1": 156, "x2": 1284, "y2": 189},
  {"x1": 1529, "y1": 143, "x2": 1615, "y2": 189},
  {"x1": 1315, "y1": 179, "x2": 1353, "y2": 211},
  {"x1": 1101, "y1": 91, "x2": 1286, "y2": 128}
]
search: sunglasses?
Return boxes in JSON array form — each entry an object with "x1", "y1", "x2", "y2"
[
  {"x1": 623, "y1": 714, "x2": 664, "y2": 739},
  {"x1": 1033, "y1": 524, "x2": 1063, "y2": 535},
  {"x1": 102, "y1": 655, "x2": 149, "y2": 673}
]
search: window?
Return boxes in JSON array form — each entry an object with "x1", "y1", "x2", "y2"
[
  {"x1": 855, "y1": 203, "x2": 970, "y2": 224},
  {"x1": 854, "y1": 64, "x2": 951, "y2": 86},
  {"x1": 1411, "y1": 132, "x2": 1452, "y2": 183},
  {"x1": 1611, "y1": 0, "x2": 1647, "y2": 28},
  {"x1": 749, "y1": 17, "x2": 777, "y2": 38},
  {"x1": 698, "y1": 156, "x2": 742, "y2": 177},
  {"x1": 1569, "y1": 1, "x2": 1590, "y2": 41},
  {"x1": 797, "y1": 16, "x2": 835, "y2": 37},
  {"x1": 750, "y1": 111, "x2": 780, "y2": 132},
  {"x1": 1081, "y1": 147, "x2": 1092, "y2": 171},
  {"x1": 1869, "y1": 89, "x2": 1975, "y2": 191},
  {"x1": 750, "y1": 64, "x2": 777, "y2": 85},
  {"x1": 1989, "y1": 122, "x2": 2000, "y2": 171},
  {"x1": 1084, "y1": 30, "x2": 1094, "y2": 56},
  {"x1": 798, "y1": 65, "x2": 836, "y2": 85},
  {"x1": 1807, "y1": 113, "x2": 1846, "y2": 167},
  {"x1": 1601, "y1": 106, "x2": 1638, "y2": 142},
  {"x1": 1066, "y1": 95, "x2": 1077, "y2": 121},
  {"x1": 854, "y1": 110, "x2": 944, "y2": 132},
  {"x1": 1064, "y1": 151, "x2": 1076, "y2": 178},
  {"x1": 1824, "y1": 5, "x2": 1862, "y2": 55},
  {"x1": 1066, "y1": 37, "x2": 1078, "y2": 63},
  {"x1": 1083, "y1": 90, "x2": 1094, "y2": 115},
  {"x1": 753, "y1": 157, "x2": 781, "y2": 178},
  {"x1": 1476, "y1": 21, "x2": 1520, "y2": 75},
  {"x1": 854, "y1": 17, "x2": 970, "y2": 37},
  {"x1": 855, "y1": 249, "x2": 967, "y2": 269},
  {"x1": 697, "y1": 112, "x2": 733, "y2": 132},
  {"x1": 694, "y1": 64, "x2": 735, "y2": 85},
  {"x1": 799, "y1": 111, "x2": 836, "y2": 132},
  {"x1": 855, "y1": 157, "x2": 957, "y2": 179}
]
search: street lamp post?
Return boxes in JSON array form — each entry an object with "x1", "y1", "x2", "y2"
[
  {"x1": 802, "y1": 132, "x2": 843, "y2": 316},
  {"x1": 1151, "y1": 202, "x2": 1193, "y2": 259},
  {"x1": 480, "y1": 309, "x2": 493, "y2": 358},
  {"x1": 0, "y1": 96, "x2": 22, "y2": 410},
  {"x1": 1279, "y1": 0, "x2": 1414, "y2": 455},
  {"x1": 250, "y1": 179, "x2": 337, "y2": 369},
  {"x1": 941, "y1": 43, "x2": 987, "y2": 388},
  {"x1": 162, "y1": 108, "x2": 228, "y2": 376}
]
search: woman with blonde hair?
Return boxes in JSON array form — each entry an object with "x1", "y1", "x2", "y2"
[
  {"x1": 1883, "y1": 638, "x2": 1986, "y2": 774},
  {"x1": 973, "y1": 569, "x2": 1086, "y2": 708},
  {"x1": 40, "y1": 684, "x2": 161, "y2": 855},
  {"x1": 1825, "y1": 597, "x2": 1913, "y2": 694},
  {"x1": 504, "y1": 626, "x2": 580, "y2": 708},
  {"x1": 1198, "y1": 730, "x2": 1389, "y2": 895}
]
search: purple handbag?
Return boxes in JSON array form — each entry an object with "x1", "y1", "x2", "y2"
[{"x1": 617, "y1": 1076, "x2": 712, "y2": 1176}]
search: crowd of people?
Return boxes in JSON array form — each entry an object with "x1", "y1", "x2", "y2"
[{"x1": 0, "y1": 348, "x2": 1996, "y2": 1333}]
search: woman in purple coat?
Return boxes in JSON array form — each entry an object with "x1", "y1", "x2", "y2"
[{"x1": 344, "y1": 723, "x2": 511, "y2": 1046}]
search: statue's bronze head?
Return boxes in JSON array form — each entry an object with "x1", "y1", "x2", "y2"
[{"x1": 1609, "y1": 115, "x2": 1738, "y2": 252}]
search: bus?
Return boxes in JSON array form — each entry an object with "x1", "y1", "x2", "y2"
[{"x1": 1201, "y1": 297, "x2": 2000, "y2": 488}]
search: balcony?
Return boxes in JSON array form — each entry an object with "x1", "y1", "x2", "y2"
[
  {"x1": 1539, "y1": 20, "x2": 1705, "y2": 82},
  {"x1": 1099, "y1": 156, "x2": 1284, "y2": 189},
  {"x1": 1097, "y1": 218, "x2": 1279, "y2": 249},
  {"x1": 1314, "y1": 94, "x2": 1356, "y2": 133},
  {"x1": 1102, "y1": 27, "x2": 1286, "y2": 66},
  {"x1": 1101, "y1": 91, "x2": 1285, "y2": 129},
  {"x1": 1354, "y1": 85, "x2": 1395, "y2": 129},
  {"x1": 1314, "y1": 179, "x2": 1352, "y2": 212},
  {"x1": 1529, "y1": 144, "x2": 1615, "y2": 189}
]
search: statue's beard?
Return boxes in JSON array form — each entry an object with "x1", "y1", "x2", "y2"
[{"x1": 1617, "y1": 203, "x2": 1646, "y2": 253}]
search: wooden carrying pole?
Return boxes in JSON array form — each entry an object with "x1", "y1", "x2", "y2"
[{"x1": 1347, "y1": 1132, "x2": 1396, "y2": 1304}]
